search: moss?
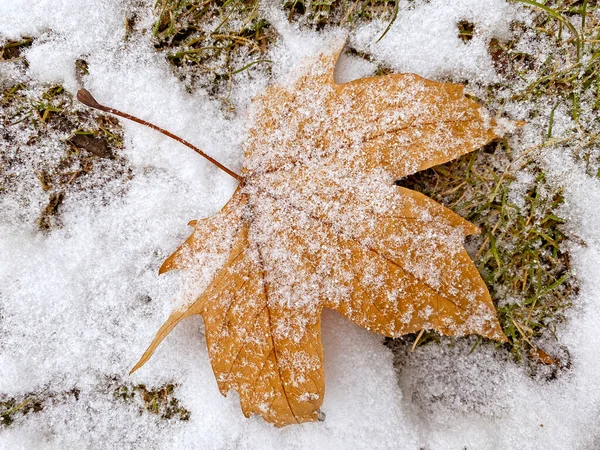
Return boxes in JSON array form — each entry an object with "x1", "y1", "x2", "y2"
[
  {"x1": 0, "y1": 37, "x2": 33, "y2": 60},
  {"x1": 114, "y1": 383, "x2": 191, "y2": 421},
  {"x1": 283, "y1": 0, "x2": 398, "y2": 29},
  {"x1": 151, "y1": 0, "x2": 276, "y2": 108},
  {"x1": 1, "y1": 382, "x2": 191, "y2": 427},
  {"x1": 1, "y1": 389, "x2": 79, "y2": 427},
  {"x1": 1, "y1": 80, "x2": 131, "y2": 231}
]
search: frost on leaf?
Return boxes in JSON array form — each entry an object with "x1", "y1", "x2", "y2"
[{"x1": 131, "y1": 41, "x2": 508, "y2": 427}]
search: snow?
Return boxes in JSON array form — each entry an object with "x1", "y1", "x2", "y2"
[
  {"x1": 1, "y1": 0, "x2": 599, "y2": 449},
  {"x1": 352, "y1": 0, "x2": 518, "y2": 83}
]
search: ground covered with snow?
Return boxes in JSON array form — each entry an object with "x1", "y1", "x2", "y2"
[{"x1": 1, "y1": 0, "x2": 599, "y2": 449}]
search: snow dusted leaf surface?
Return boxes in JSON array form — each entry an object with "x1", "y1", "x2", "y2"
[{"x1": 132, "y1": 42, "x2": 507, "y2": 426}]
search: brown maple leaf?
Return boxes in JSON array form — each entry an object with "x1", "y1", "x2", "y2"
[{"x1": 83, "y1": 41, "x2": 510, "y2": 427}]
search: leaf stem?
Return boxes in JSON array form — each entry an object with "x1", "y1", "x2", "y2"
[{"x1": 76, "y1": 89, "x2": 243, "y2": 182}]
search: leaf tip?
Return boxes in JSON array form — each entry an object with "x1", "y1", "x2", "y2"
[
  {"x1": 487, "y1": 323, "x2": 509, "y2": 343},
  {"x1": 129, "y1": 357, "x2": 146, "y2": 375},
  {"x1": 466, "y1": 223, "x2": 482, "y2": 236},
  {"x1": 158, "y1": 260, "x2": 172, "y2": 274},
  {"x1": 494, "y1": 117, "x2": 527, "y2": 136},
  {"x1": 159, "y1": 253, "x2": 181, "y2": 274}
]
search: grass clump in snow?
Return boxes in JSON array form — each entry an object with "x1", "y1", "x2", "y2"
[
  {"x1": 0, "y1": 36, "x2": 32, "y2": 60},
  {"x1": 510, "y1": 0, "x2": 600, "y2": 176},
  {"x1": 1, "y1": 76, "x2": 130, "y2": 230},
  {"x1": 0, "y1": 389, "x2": 80, "y2": 427},
  {"x1": 0, "y1": 382, "x2": 190, "y2": 426},
  {"x1": 114, "y1": 383, "x2": 191, "y2": 421},
  {"x1": 151, "y1": 0, "x2": 276, "y2": 107},
  {"x1": 283, "y1": 0, "x2": 397, "y2": 29}
]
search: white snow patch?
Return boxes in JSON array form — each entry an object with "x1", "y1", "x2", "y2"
[{"x1": 352, "y1": 0, "x2": 518, "y2": 83}]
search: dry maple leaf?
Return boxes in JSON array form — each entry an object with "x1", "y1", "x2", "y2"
[{"x1": 80, "y1": 40, "x2": 509, "y2": 427}]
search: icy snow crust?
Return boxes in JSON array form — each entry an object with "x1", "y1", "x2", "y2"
[{"x1": 1, "y1": 0, "x2": 599, "y2": 448}]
